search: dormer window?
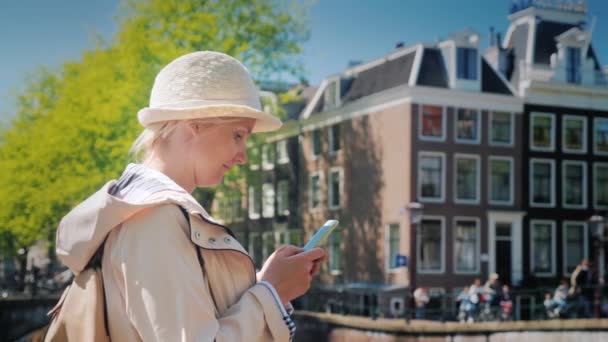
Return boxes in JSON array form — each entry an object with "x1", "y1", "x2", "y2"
[
  {"x1": 457, "y1": 47, "x2": 478, "y2": 80},
  {"x1": 566, "y1": 47, "x2": 581, "y2": 84},
  {"x1": 323, "y1": 79, "x2": 340, "y2": 111}
]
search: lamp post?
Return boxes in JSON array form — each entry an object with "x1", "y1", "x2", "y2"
[
  {"x1": 589, "y1": 214, "x2": 605, "y2": 318},
  {"x1": 401, "y1": 202, "x2": 423, "y2": 320}
]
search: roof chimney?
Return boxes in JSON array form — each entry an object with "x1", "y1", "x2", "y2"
[
  {"x1": 395, "y1": 41, "x2": 405, "y2": 49},
  {"x1": 489, "y1": 26, "x2": 495, "y2": 46}
]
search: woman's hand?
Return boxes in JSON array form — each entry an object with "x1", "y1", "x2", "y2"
[{"x1": 258, "y1": 245, "x2": 326, "y2": 305}]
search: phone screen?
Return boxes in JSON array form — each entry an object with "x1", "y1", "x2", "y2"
[{"x1": 303, "y1": 220, "x2": 339, "y2": 251}]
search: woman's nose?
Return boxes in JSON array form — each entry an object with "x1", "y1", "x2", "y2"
[{"x1": 234, "y1": 150, "x2": 248, "y2": 165}]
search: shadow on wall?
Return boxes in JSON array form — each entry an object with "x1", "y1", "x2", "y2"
[{"x1": 343, "y1": 115, "x2": 385, "y2": 283}]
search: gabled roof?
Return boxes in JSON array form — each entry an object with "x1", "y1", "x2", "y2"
[
  {"x1": 341, "y1": 50, "x2": 416, "y2": 102},
  {"x1": 302, "y1": 39, "x2": 517, "y2": 117}
]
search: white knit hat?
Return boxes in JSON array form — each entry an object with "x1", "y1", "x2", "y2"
[{"x1": 137, "y1": 51, "x2": 282, "y2": 133}]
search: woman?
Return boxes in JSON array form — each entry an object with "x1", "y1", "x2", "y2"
[{"x1": 55, "y1": 51, "x2": 326, "y2": 341}]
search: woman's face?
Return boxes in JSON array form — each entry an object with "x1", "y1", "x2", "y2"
[{"x1": 189, "y1": 118, "x2": 255, "y2": 187}]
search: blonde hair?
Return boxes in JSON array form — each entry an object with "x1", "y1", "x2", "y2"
[{"x1": 129, "y1": 116, "x2": 253, "y2": 162}]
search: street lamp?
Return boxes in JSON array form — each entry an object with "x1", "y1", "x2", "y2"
[
  {"x1": 589, "y1": 214, "x2": 605, "y2": 318},
  {"x1": 401, "y1": 202, "x2": 424, "y2": 320}
]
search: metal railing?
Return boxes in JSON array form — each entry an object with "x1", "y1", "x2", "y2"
[{"x1": 296, "y1": 284, "x2": 608, "y2": 322}]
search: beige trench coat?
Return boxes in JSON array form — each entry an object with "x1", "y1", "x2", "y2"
[{"x1": 55, "y1": 181, "x2": 291, "y2": 341}]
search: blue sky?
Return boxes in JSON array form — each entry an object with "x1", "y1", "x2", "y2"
[{"x1": 1, "y1": 0, "x2": 607, "y2": 122}]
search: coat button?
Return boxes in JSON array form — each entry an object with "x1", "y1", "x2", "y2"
[
  {"x1": 224, "y1": 237, "x2": 231, "y2": 244},
  {"x1": 194, "y1": 232, "x2": 201, "y2": 239},
  {"x1": 208, "y1": 237, "x2": 216, "y2": 244}
]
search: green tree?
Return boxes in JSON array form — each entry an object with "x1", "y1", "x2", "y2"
[{"x1": 0, "y1": 0, "x2": 310, "y2": 260}]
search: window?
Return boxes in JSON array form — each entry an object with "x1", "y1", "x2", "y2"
[
  {"x1": 323, "y1": 79, "x2": 340, "y2": 111},
  {"x1": 566, "y1": 47, "x2": 581, "y2": 84},
  {"x1": 454, "y1": 154, "x2": 480, "y2": 203},
  {"x1": 419, "y1": 105, "x2": 445, "y2": 141},
  {"x1": 418, "y1": 153, "x2": 445, "y2": 202},
  {"x1": 489, "y1": 157, "x2": 513, "y2": 205},
  {"x1": 249, "y1": 147, "x2": 260, "y2": 170},
  {"x1": 288, "y1": 229, "x2": 302, "y2": 246},
  {"x1": 329, "y1": 124, "x2": 341, "y2": 154},
  {"x1": 455, "y1": 108, "x2": 480, "y2": 143},
  {"x1": 386, "y1": 224, "x2": 400, "y2": 271},
  {"x1": 248, "y1": 186, "x2": 260, "y2": 219},
  {"x1": 562, "y1": 116, "x2": 587, "y2": 153},
  {"x1": 594, "y1": 118, "x2": 608, "y2": 155},
  {"x1": 490, "y1": 111, "x2": 513, "y2": 146},
  {"x1": 262, "y1": 183, "x2": 275, "y2": 218},
  {"x1": 277, "y1": 140, "x2": 289, "y2": 164},
  {"x1": 328, "y1": 229, "x2": 342, "y2": 273},
  {"x1": 530, "y1": 159, "x2": 555, "y2": 207},
  {"x1": 418, "y1": 217, "x2": 444, "y2": 273},
  {"x1": 562, "y1": 161, "x2": 586, "y2": 208},
  {"x1": 312, "y1": 130, "x2": 322, "y2": 157},
  {"x1": 277, "y1": 180, "x2": 289, "y2": 216},
  {"x1": 454, "y1": 218, "x2": 479, "y2": 273},
  {"x1": 594, "y1": 163, "x2": 608, "y2": 208},
  {"x1": 530, "y1": 112, "x2": 555, "y2": 151},
  {"x1": 531, "y1": 220, "x2": 555, "y2": 276},
  {"x1": 309, "y1": 173, "x2": 321, "y2": 209},
  {"x1": 328, "y1": 168, "x2": 342, "y2": 209},
  {"x1": 563, "y1": 222, "x2": 587, "y2": 274},
  {"x1": 457, "y1": 47, "x2": 478, "y2": 80},
  {"x1": 262, "y1": 231, "x2": 276, "y2": 261},
  {"x1": 262, "y1": 144, "x2": 275, "y2": 170}
]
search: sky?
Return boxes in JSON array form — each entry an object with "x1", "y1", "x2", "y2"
[{"x1": 1, "y1": 0, "x2": 607, "y2": 122}]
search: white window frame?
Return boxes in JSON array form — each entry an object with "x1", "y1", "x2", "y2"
[
  {"x1": 323, "y1": 78, "x2": 341, "y2": 111},
  {"x1": 385, "y1": 223, "x2": 401, "y2": 273},
  {"x1": 530, "y1": 219, "x2": 556, "y2": 277},
  {"x1": 328, "y1": 229, "x2": 343, "y2": 275},
  {"x1": 262, "y1": 144, "x2": 274, "y2": 170},
  {"x1": 417, "y1": 151, "x2": 446, "y2": 203},
  {"x1": 456, "y1": 47, "x2": 479, "y2": 81},
  {"x1": 489, "y1": 111, "x2": 514, "y2": 147},
  {"x1": 488, "y1": 156, "x2": 514, "y2": 206},
  {"x1": 530, "y1": 112, "x2": 555, "y2": 152},
  {"x1": 262, "y1": 231, "x2": 276, "y2": 261},
  {"x1": 562, "y1": 221, "x2": 588, "y2": 276},
  {"x1": 453, "y1": 153, "x2": 480, "y2": 204},
  {"x1": 593, "y1": 162, "x2": 608, "y2": 209},
  {"x1": 328, "y1": 124, "x2": 342, "y2": 155},
  {"x1": 594, "y1": 117, "x2": 608, "y2": 156},
  {"x1": 454, "y1": 108, "x2": 481, "y2": 144},
  {"x1": 328, "y1": 167, "x2": 343, "y2": 210},
  {"x1": 453, "y1": 217, "x2": 481, "y2": 274},
  {"x1": 562, "y1": 115, "x2": 587, "y2": 154},
  {"x1": 417, "y1": 215, "x2": 446, "y2": 274},
  {"x1": 277, "y1": 180, "x2": 290, "y2": 216},
  {"x1": 276, "y1": 140, "x2": 289, "y2": 164},
  {"x1": 261, "y1": 183, "x2": 275, "y2": 218},
  {"x1": 418, "y1": 105, "x2": 446, "y2": 142},
  {"x1": 562, "y1": 160, "x2": 587, "y2": 209},
  {"x1": 309, "y1": 171, "x2": 323, "y2": 211},
  {"x1": 248, "y1": 186, "x2": 260, "y2": 220},
  {"x1": 529, "y1": 158, "x2": 556, "y2": 208},
  {"x1": 249, "y1": 146, "x2": 260, "y2": 170}
]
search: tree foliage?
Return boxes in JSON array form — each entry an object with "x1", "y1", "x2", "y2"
[{"x1": 0, "y1": 0, "x2": 309, "y2": 256}]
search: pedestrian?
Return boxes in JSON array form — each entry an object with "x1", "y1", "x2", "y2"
[
  {"x1": 413, "y1": 287, "x2": 430, "y2": 319},
  {"x1": 55, "y1": 51, "x2": 327, "y2": 341},
  {"x1": 570, "y1": 259, "x2": 595, "y2": 318}
]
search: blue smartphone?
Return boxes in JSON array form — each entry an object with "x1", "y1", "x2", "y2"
[{"x1": 303, "y1": 220, "x2": 340, "y2": 251}]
